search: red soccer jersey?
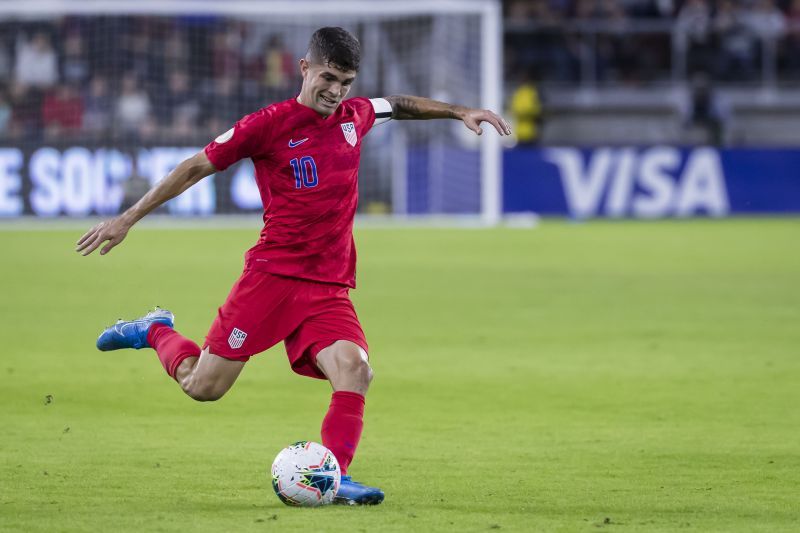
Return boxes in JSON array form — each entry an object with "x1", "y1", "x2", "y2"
[{"x1": 204, "y1": 97, "x2": 378, "y2": 288}]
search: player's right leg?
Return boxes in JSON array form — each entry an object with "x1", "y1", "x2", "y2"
[
  {"x1": 96, "y1": 308, "x2": 244, "y2": 401},
  {"x1": 171, "y1": 347, "x2": 245, "y2": 402},
  {"x1": 96, "y1": 269, "x2": 300, "y2": 401}
]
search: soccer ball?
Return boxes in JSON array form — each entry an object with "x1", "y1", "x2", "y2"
[{"x1": 271, "y1": 441, "x2": 341, "y2": 506}]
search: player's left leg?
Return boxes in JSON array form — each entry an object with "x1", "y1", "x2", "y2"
[
  {"x1": 314, "y1": 341, "x2": 384, "y2": 505},
  {"x1": 315, "y1": 341, "x2": 373, "y2": 471},
  {"x1": 315, "y1": 340, "x2": 373, "y2": 394},
  {"x1": 282, "y1": 277, "x2": 384, "y2": 505}
]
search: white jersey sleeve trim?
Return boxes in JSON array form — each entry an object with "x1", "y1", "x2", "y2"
[{"x1": 370, "y1": 98, "x2": 393, "y2": 126}]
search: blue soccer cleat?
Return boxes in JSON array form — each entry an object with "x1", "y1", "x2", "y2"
[
  {"x1": 96, "y1": 307, "x2": 174, "y2": 351},
  {"x1": 334, "y1": 476, "x2": 385, "y2": 506}
]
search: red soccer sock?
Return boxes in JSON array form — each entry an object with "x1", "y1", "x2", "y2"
[
  {"x1": 321, "y1": 391, "x2": 365, "y2": 475},
  {"x1": 146, "y1": 323, "x2": 201, "y2": 380}
]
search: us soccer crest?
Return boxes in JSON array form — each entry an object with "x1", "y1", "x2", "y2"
[
  {"x1": 340, "y1": 122, "x2": 357, "y2": 146},
  {"x1": 228, "y1": 328, "x2": 247, "y2": 349}
]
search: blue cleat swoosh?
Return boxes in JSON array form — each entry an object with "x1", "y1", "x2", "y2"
[
  {"x1": 96, "y1": 307, "x2": 174, "y2": 351},
  {"x1": 334, "y1": 476, "x2": 385, "y2": 506}
]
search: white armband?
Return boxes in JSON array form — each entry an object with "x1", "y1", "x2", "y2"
[{"x1": 370, "y1": 98, "x2": 393, "y2": 126}]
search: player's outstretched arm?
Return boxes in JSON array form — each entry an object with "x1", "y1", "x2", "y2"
[
  {"x1": 384, "y1": 95, "x2": 512, "y2": 137},
  {"x1": 76, "y1": 151, "x2": 217, "y2": 256}
]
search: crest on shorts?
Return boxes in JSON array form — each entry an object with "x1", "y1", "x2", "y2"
[
  {"x1": 340, "y1": 122, "x2": 357, "y2": 146},
  {"x1": 228, "y1": 327, "x2": 247, "y2": 349}
]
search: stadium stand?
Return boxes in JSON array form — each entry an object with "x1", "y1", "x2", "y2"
[
  {"x1": 503, "y1": 0, "x2": 800, "y2": 146},
  {"x1": 0, "y1": 2, "x2": 797, "y2": 148}
]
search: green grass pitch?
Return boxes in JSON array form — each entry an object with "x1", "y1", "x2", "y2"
[{"x1": 1, "y1": 219, "x2": 799, "y2": 532}]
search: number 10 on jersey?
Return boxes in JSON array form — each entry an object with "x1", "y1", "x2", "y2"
[{"x1": 289, "y1": 156, "x2": 319, "y2": 189}]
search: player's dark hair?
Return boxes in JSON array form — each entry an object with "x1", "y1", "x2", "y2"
[{"x1": 307, "y1": 27, "x2": 361, "y2": 72}]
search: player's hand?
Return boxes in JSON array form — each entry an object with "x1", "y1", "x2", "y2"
[
  {"x1": 75, "y1": 216, "x2": 132, "y2": 256},
  {"x1": 460, "y1": 108, "x2": 512, "y2": 137}
]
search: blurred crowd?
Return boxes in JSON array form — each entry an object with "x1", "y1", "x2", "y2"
[
  {"x1": 506, "y1": 0, "x2": 800, "y2": 143},
  {"x1": 0, "y1": 17, "x2": 296, "y2": 143},
  {"x1": 1, "y1": 5, "x2": 799, "y2": 145},
  {"x1": 505, "y1": 0, "x2": 800, "y2": 85}
]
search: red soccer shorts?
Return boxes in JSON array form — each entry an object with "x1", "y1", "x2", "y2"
[{"x1": 204, "y1": 269, "x2": 368, "y2": 379}]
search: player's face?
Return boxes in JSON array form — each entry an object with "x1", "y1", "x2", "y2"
[{"x1": 298, "y1": 58, "x2": 356, "y2": 116}]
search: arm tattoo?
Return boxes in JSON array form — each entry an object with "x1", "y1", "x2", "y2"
[{"x1": 385, "y1": 95, "x2": 462, "y2": 121}]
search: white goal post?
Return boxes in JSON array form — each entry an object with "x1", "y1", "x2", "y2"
[{"x1": 0, "y1": 0, "x2": 503, "y2": 224}]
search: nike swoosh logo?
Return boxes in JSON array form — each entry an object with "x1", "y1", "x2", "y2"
[{"x1": 288, "y1": 138, "x2": 309, "y2": 148}]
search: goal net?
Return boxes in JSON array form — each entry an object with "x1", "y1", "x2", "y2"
[{"x1": 0, "y1": 0, "x2": 502, "y2": 224}]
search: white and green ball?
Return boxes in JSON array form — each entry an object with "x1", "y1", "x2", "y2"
[{"x1": 271, "y1": 441, "x2": 341, "y2": 506}]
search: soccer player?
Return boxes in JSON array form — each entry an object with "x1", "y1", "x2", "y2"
[{"x1": 76, "y1": 27, "x2": 510, "y2": 505}]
